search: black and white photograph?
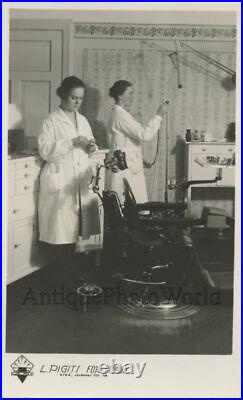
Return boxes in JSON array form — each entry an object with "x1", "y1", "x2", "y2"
[{"x1": 3, "y1": 2, "x2": 240, "y2": 398}]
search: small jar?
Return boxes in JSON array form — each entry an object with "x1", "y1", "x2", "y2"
[
  {"x1": 185, "y1": 129, "x2": 191, "y2": 142},
  {"x1": 200, "y1": 132, "x2": 205, "y2": 142},
  {"x1": 193, "y1": 130, "x2": 199, "y2": 141}
]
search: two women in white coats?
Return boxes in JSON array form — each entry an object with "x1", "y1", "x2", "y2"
[
  {"x1": 38, "y1": 76, "x2": 98, "y2": 281},
  {"x1": 106, "y1": 80, "x2": 168, "y2": 204}
]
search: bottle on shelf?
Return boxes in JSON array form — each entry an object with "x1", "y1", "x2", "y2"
[
  {"x1": 193, "y1": 129, "x2": 199, "y2": 141},
  {"x1": 185, "y1": 129, "x2": 191, "y2": 142},
  {"x1": 200, "y1": 131, "x2": 205, "y2": 142}
]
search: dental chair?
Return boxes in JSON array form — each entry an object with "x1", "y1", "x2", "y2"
[
  {"x1": 92, "y1": 153, "x2": 204, "y2": 291},
  {"x1": 102, "y1": 189, "x2": 172, "y2": 282},
  {"x1": 92, "y1": 150, "x2": 234, "y2": 312},
  {"x1": 102, "y1": 180, "x2": 201, "y2": 290},
  {"x1": 122, "y1": 178, "x2": 201, "y2": 285}
]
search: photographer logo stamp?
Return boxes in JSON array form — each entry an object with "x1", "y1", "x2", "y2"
[{"x1": 11, "y1": 355, "x2": 34, "y2": 383}]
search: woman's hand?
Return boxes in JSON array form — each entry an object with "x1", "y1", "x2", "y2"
[
  {"x1": 86, "y1": 138, "x2": 97, "y2": 153},
  {"x1": 72, "y1": 135, "x2": 89, "y2": 147},
  {"x1": 156, "y1": 101, "x2": 169, "y2": 117}
]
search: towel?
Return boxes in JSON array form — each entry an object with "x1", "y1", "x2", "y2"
[{"x1": 80, "y1": 193, "x2": 101, "y2": 239}]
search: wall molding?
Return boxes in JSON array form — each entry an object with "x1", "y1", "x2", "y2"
[{"x1": 74, "y1": 22, "x2": 236, "y2": 41}]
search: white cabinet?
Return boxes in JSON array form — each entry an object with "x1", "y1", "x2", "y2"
[
  {"x1": 7, "y1": 156, "x2": 45, "y2": 283},
  {"x1": 7, "y1": 151, "x2": 108, "y2": 283},
  {"x1": 11, "y1": 218, "x2": 38, "y2": 279},
  {"x1": 185, "y1": 142, "x2": 235, "y2": 217}
]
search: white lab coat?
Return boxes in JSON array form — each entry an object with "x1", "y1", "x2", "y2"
[
  {"x1": 106, "y1": 104, "x2": 162, "y2": 203},
  {"x1": 38, "y1": 107, "x2": 100, "y2": 244}
]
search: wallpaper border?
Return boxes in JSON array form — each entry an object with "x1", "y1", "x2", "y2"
[{"x1": 74, "y1": 23, "x2": 236, "y2": 41}]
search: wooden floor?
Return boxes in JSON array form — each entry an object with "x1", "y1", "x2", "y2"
[{"x1": 6, "y1": 245, "x2": 233, "y2": 355}]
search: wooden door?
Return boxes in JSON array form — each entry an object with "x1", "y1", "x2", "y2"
[{"x1": 9, "y1": 28, "x2": 63, "y2": 149}]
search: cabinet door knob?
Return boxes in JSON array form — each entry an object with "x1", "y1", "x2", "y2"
[
  {"x1": 25, "y1": 173, "x2": 29, "y2": 178},
  {"x1": 13, "y1": 208, "x2": 19, "y2": 214},
  {"x1": 25, "y1": 164, "x2": 29, "y2": 168},
  {"x1": 14, "y1": 243, "x2": 21, "y2": 249},
  {"x1": 24, "y1": 185, "x2": 30, "y2": 190}
]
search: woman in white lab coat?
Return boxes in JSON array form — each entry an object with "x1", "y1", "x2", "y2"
[
  {"x1": 106, "y1": 80, "x2": 168, "y2": 203},
  {"x1": 38, "y1": 76, "x2": 98, "y2": 283}
]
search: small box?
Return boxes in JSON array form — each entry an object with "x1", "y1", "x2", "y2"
[{"x1": 202, "y1": 207, "x2": 228, "y2": 229}]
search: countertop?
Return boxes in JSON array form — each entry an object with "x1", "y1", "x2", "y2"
[
  {"x1": 8, "y1": 148, "x2": 109, "y2": 161},
  {"x1": 8, "y1": 151, "x2": 39, "y2": 160},
  {"x1": 185, "y1": 141, "x2": 235, "y2": 145}
]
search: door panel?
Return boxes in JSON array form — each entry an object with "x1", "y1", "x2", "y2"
[
  {"x1": 10, "y1": 39, "x2": 51, "y2": 72},
  {"x1": 9, "y1": 29, "x2": 63, "y2": 148}
]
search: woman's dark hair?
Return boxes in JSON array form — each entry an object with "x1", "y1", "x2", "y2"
[
  {"x1": 56, "y1": 76, "x2": 85, "y2": 99},
  {"x1": 109, "y1": 80, "x2": 132, "y2": 102}
]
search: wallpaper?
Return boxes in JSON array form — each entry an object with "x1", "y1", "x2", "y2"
[{"x1": 74, "y1": 23, "x2": 236, "y2": 217}]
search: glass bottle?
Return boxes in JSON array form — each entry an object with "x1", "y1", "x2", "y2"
[{"x1": 185, "y1": 129, "x2": 191, "y2": 142}]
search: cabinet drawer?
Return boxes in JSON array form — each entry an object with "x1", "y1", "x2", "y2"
[
  {"x1": 11, "y1": 218, "x2": 36, "y2": 276},
  {"x1": 7, "y1": 228, "x2": 13, "y2": 283},
  {"x1": 189, "y1": 144, "x2": 235, "y2": 155},
  {"x1": 9, "y1": 193, "x2": 36, "y2": 221},
  {"x1": 8, "y1": 163, "x2": 15, "y2": 173},
  {"x1": 15, "y1": 167, "x2": 38, "y2": 181},
  {"x1": 189, "y1": 155, "x2": 218, "y2": 181},
  {"x1": 8, "y1": 182, "x2": 15, "y2": 197},
  {"x1": 224, "y1": 145, "x2": 235, "y2": 153},
  {"x1": 8, "y1": 169, "x2": 15, "y2": 182},
  {"x1": 15, "y1": 179, "x2": 38, "y2": 196},
  {"x1": 189, "y1": 144, "x2": 219, "y2": 154},
  {"x1": 17, "y1": 159, "x2": 38, "y2": 170}
]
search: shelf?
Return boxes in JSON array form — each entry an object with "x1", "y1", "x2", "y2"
[
  {"x1": 185, "y1": 141, "x2": 235, "y2": 145},
  {"x1": 187, "y1": 184, "x2": 234, "y2": 189},
  {"x1": 194, "y1": 164, "x2": 235, "y2": 168}
]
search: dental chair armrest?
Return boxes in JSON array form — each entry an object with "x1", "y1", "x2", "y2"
[
  {"x1": 137, "y1": 202, "x2": 187, "y2": 212},
  {"x1": 138, "y1": 216, "x2": 202, "y2": 228}
]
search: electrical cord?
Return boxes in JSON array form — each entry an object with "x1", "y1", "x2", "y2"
[
  {"x1": 143, "y1": 129, "x2": 160, "y2": 169},
  {"x1": 143, "y1": 100, "x2": 169, "y2": 169}
]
